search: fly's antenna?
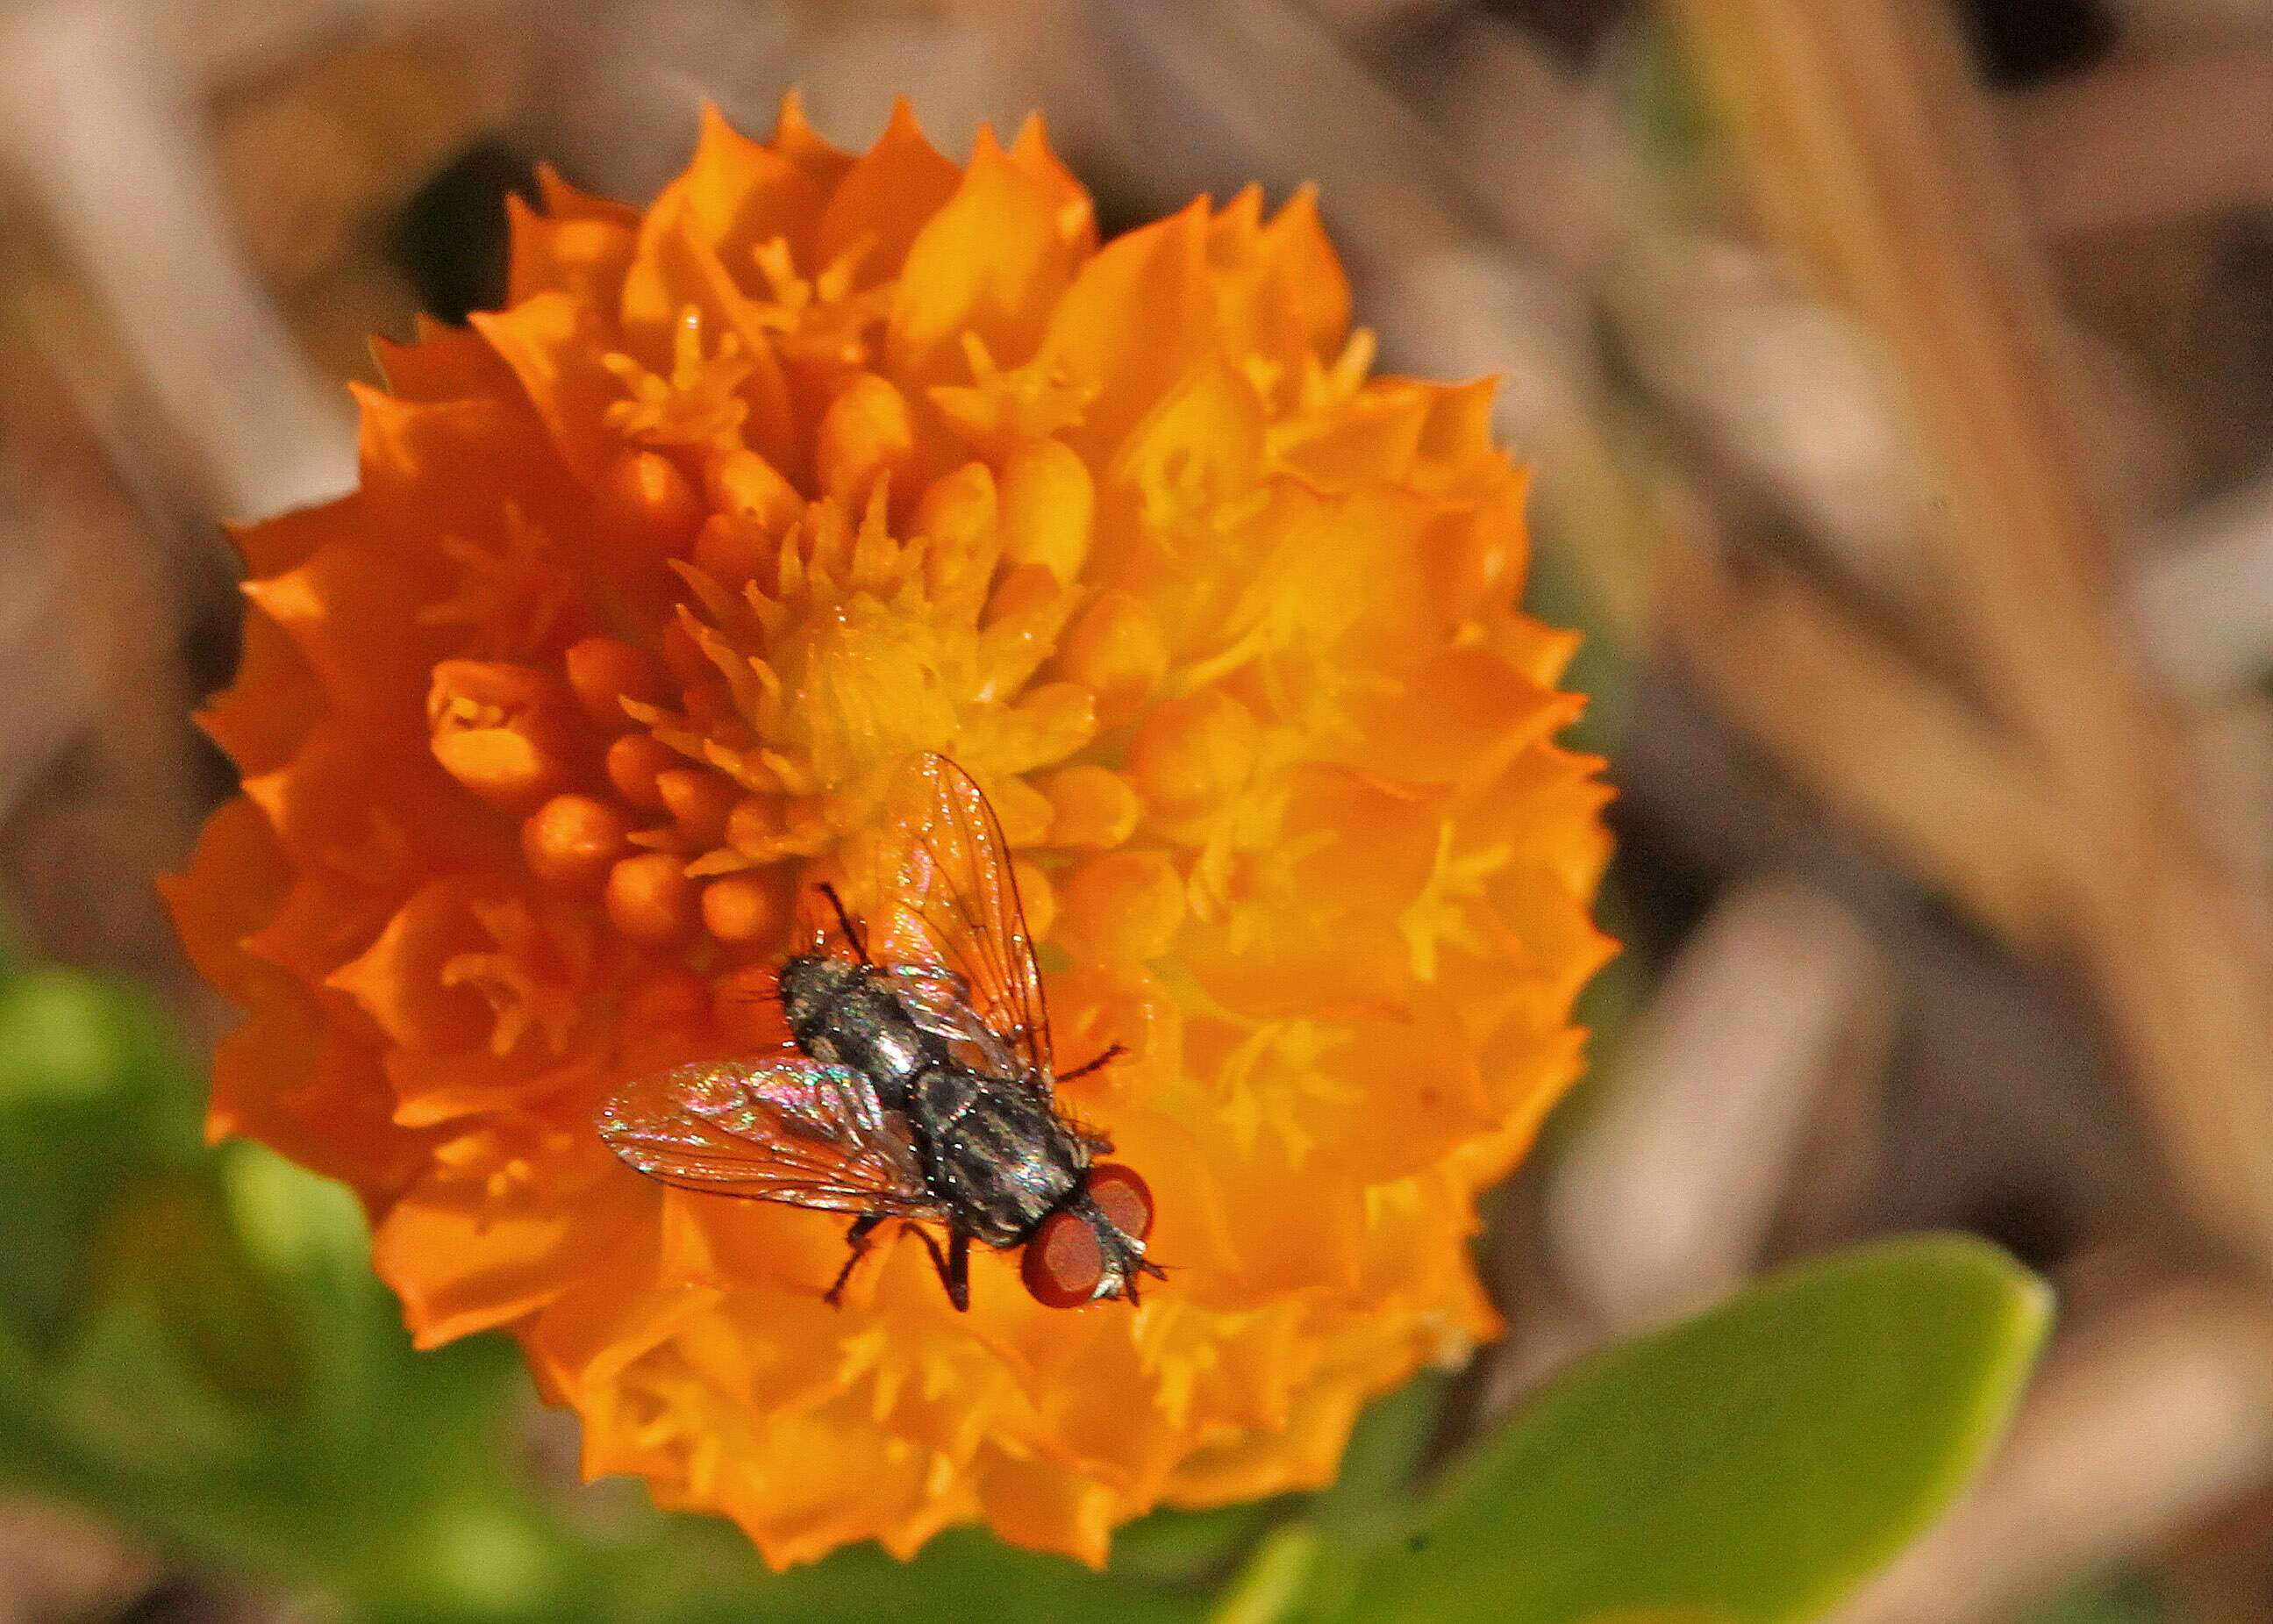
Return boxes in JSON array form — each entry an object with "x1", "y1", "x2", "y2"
[
  {"x1": 1055, "y1": 1042, "x2": 1126, "y2": 1084},
  {"x1": 816, "y1": 881, "x2": 870, "y2": 963}
]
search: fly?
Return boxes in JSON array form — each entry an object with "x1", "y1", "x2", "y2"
[{"x1": 598, "y1": 753, "x2": 1162, "y2": 1311}]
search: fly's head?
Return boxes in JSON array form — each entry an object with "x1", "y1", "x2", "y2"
[
  {"x1": 1020, "y1": 1163, "x2": 1162, "y2": 1308},
  {"x1": 777, "y1": 954, "x2": 854, "y2": 1028}
]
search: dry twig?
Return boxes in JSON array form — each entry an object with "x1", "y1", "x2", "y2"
[
  {"x1": 2005, "y1": 51, "x2": 2273, "y2": 236},
  {"x1": 1654, "y1": 502, "x2": 2071, "y2": 961},
  {"x1": 1665, "y1": 0, "x2": 2273, "y2": 1288}
]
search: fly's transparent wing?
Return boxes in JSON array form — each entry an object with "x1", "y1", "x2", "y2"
[
  {"x1": 600, "y1": 1054, "x2": 934, "y2": 1215},
  {"x1": 868, "y1": 754, "x2": 1054, "y2": 1094}
]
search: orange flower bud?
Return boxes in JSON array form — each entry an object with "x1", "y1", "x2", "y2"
[
  {"x1": 563, "y1": 637, "x2": 667, "y2": 731},
  {"x1": 1058, "y1": 591, "x2": 1168, "y2": 726},
  {"x1": 597, "y1": 449, "x2": 702, "y2": 556},
  {"x1": 1057, "y1": 851, "x2": 1185, "y2": 962},
  {"x1": 702, "y1": 874, "x2": 783, "y2": 943},
  {"x1": 726, "y1": 794, "x2": 782, "y2": 855},
  {"x1": 1001, "y1": 437, "x2": 1092, "y2": 583},
  {"x1": 605, "y1": 852, "x2": 697, "y2": 946},
  {"x1": 1010, "y1": 856, "x2": 1055, "y2": 941},
  {"x1": 522, "y1": 793, "x2": 629, "y2": 892},
  {"x1": 1127, "y1": 689, "x2": 1259, "y2": 819},
  {"x1": 815, "y1": 374, "x2": 916, "y2": 506},
  {"x1": 655, "y1": 767, "x2": 735, "y2": 849},
  {"x1": 916, "y1": 460, "x2": 998, "y2": 554},
  {"x1": 690, "y1": 515, "x2": 769, "y2": 589},
  {"x1": 1009, "y1": 682, "x2": 1097, "y2": 763},
  {"x1": 986, "y1": 561, "x2": 1061, "y2": 627},
  {"x1": 1043, "y1": 765, "x2": 1140, "y2": 848},
  {"x1": 705, "y1": 447, "x2": 802, "y2": 533},
  {"x1": 604, "y1": 733, "x2": 677, "y2": 811}
]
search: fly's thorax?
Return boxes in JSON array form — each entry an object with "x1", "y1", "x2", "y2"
[{"x1": 914, "y1": 1067, "x2": 1088, "y2": 1247}]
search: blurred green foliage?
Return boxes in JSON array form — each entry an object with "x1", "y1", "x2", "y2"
[
  {"x1": 2026, "y1": 1571, "x2": 2169, "y2": 1624},
  {"x1": 0, "y1": 948, "x2": 2045, "y2": 1623}
]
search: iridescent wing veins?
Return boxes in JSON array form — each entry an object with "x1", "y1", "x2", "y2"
[
  {"x1": 868, "y1": 754, "x2": 1055, "y2": 1094},
  {"x1": 598, "y1": 1055, "x2": 934, "y2": 1215}
]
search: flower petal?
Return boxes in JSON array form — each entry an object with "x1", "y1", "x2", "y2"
[
  {"x1": 887, "y1": 125, "x2": 1095, "y2": 383},
  {"x1": 373, "y1": 1126, "x2": 651, "y2": 1345},
  {"x1": 816, "y1": 98, "x2": 962, "y2": 284}
]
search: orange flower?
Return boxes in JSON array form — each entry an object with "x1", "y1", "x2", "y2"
[{"x1": 163, "y1": 98, "x2": 1613, "y2": 1566}]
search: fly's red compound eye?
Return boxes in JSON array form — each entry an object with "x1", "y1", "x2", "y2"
[
  {"x1": 1022, "y1": 1210, "x2": 1104, "y2": 1307},
  {"x1": 1085, "y1": 1163, "x2": 1154, "y2": 1242}
]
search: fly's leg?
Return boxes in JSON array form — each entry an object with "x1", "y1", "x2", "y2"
[
  {"x1": 946, "y1": 1232, "x2": 971, "y2": 1311},
  {"x1": 816, "y1": 882, "x2": 870, "y2": 964},
  {"x1": 824, "y1": 1212, "x2": 888, "y2": 1306},
  {"x1": 1119, "y1": 1257, "x2": 1170, "y2": 1307},
  {"x1": 909, "y1": 1227, "x2": 972, "y2": 1312},
  {"x1": 1056, "y1": 1042, "x2": 1127, "y2": 1083}
]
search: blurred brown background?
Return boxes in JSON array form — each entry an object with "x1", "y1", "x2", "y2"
[{"x1": 7, "y1": 0, "x2": 2273, "y2": 1617}]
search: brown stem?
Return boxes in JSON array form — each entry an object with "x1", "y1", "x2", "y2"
[
  {"x1": 2005, "y1": 52, "x2": 2273, "y2": 236},
  {"x1": 1664, "y1": 0, "x2": 2273, "y2": 1282}
]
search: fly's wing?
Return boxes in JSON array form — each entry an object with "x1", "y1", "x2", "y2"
[
  {"x1": 888, "y1": 964, "x2": 1026, "y2": 1078},
  {"x1": 599, "y1": 1055, "x2": 935, "y2": 1216},
  {"x1": 868, "y1": 754, "x2": 1054, "y2": 1093}
]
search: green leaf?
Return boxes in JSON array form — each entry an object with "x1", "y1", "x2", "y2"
[
  {"x1": 1345, "y1": 1234, "x2": 2048, "y2": 1624},
  {"x1": 0, "y1": 968, "x2": 201, "y2": 1351}
]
